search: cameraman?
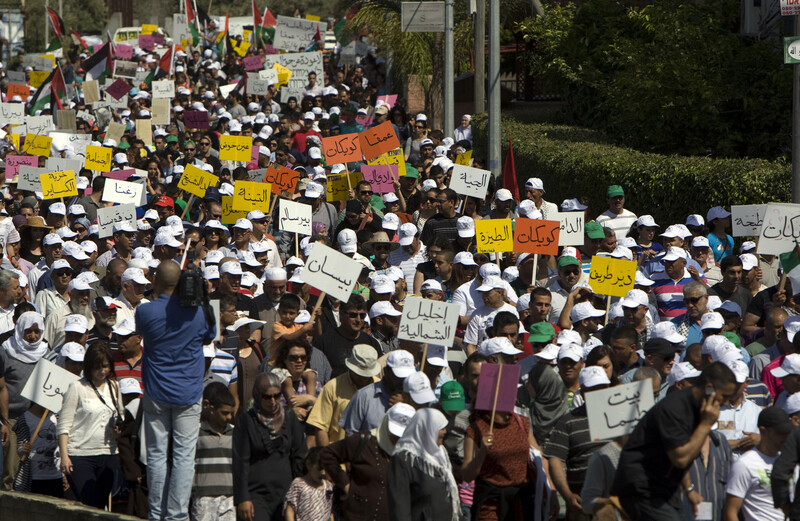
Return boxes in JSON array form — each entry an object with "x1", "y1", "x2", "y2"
[{"x1": 136, "y1": 261, "x2": 216, "y2": 520}]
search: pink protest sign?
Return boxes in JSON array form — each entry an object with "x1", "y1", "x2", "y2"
[
  {"x1": 153, "y1": 33, "x2": 166, "y2": 46},
  {"x1": 243, "y1": 56, "x2": 264, "y2": 71},
  {"x1": 247, "y1": 144, "x2": 259, "y2": 169},
  {"x1": 264, "y1": 45, "x2": 278, "y2": 55},
  {"x1": 105, "y1": 78, "x2": 131, "y2": 101},
  {"x1": 183, "y1": 110, "x2": 210, "y2": 130},
  {"x1": 360, "y1": 164, "x2": 396, "y2": 193},
  {"x1": 356, "y1": 114, "x2": 373, "y2": 128},
  {"x1": 115, "y1": 44, "x2": 134, "y2": 59},
  {"x1": 377, "y1": 94, "x2": 398, "y2": 109},
  {"x1": 138, "y1": 34, "x2": 155, "y2": 51},
  {"x1": 5, "y1": 155, "x2": 38, "y2": 181},
  {"x1": 474, "y1": 363, "x2": 521, "y2": 414},
  {"x1": 103, "y1": 169, "x2": 134, "y2": 181}
]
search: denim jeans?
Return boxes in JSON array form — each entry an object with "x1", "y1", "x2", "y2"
[
  {"x1": 619, "y1": 495, "x2": 692, "y2": 521},
  {"x1": 144, "y1": 395, "x2": 201, "y2": 521},
  {"x1": 67, "y1": 454, "x2": 120, "y2": 509}
]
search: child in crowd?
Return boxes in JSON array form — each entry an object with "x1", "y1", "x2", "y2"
[
  {"x1": 270, "y1": 293, "x2": 317, "y2": 363},
  {"x1": 14, "y1": 402, "x2": 61, "y2": 497},
  {"x1": 284, "y1": 446, "x2": 333, "y2": 521}
]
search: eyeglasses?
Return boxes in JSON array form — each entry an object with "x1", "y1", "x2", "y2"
[
  {"x1": 360, "y1": 191, "x2": 373, "y2": 196},
  {"x1": 184, "y1": 148, "x2": 195, "y2": 152},
  {"x1": 561, "y1": 268, "x2": 580, "y2": 275},
  {"x1": 288, "y1": 354, "x2": 308, "y2": 362},
  {"x1": 684, "y1": 296, "x2": 705, "y2": 305},
  {"x1": 347, "y1": 312, "x2": 367, "y2": 319},
  {"x1": 199, "y1": 142, "x2": 211, "y2": 146},
  {"x1": 261, "y1": 392, "x2": 281, "y2": 400}
]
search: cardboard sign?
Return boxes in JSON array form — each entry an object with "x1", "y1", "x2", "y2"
[
  {"x1": 17, "y1": 166, "x2": 46, "y2": 192},
  {"x1": 103, "y1": 169, "x2": 134, "y2": 181},
  {"x1": 475, "y1": 219, "x2": 514, "y2": 253},
  {"x1": 265, "y1": 165, "x2": 299, "y2": 194},
  {"x1": 781, "y1": 0, "x2": 800, "y2": 15},
  {"x1": 247, "y1": 168, "x2": 268, "y2": 183},
  {"x1": 20, "y1": 358, "x2": 80, "y2": 413},
  {"x1": 6, "y1": 155, "x2": 38, "y2": 181},
  {"x1": 585, "y1": 380, "x2": 655, "y2": 441},
  {"x1": 376, "y1": 94, "x2": 398, "y2": 109},
  {"x1": 136, "y1": 121, "x2": 153, "y2": 146},
  {"x1": 40, "y1": 170, "x2": 77, "y2": 199},
  {"x1": 272, "y1": 15, "x2": 326, "y2": 51},
  {"x1": 299, "y1": 243, "x2": 363, "y2": 302},
  {"x1": 115, "y1": 43, "x2": 134, "y2": 59},
  {"x1": 219, "y1": 83, "x2": 238, "y2": 99},
  {"x1": 7, "y1": 83, "x2": 30, "y2": 101},
  {"x1": 85, "y1": 145, "x2": 112, "y2": 172},
  {"x1": 397, "y1": 298, "x2": 460, "y2": 346},
  {"x1": 105, "y1": 121, "x2": 126, "y2": 145},
  {"x1": 25, "y1": 115, "x2": 54, "y2": 136},
  {"x1": 105, "y1": 78, "x2": 132, "y2": 100},
  {"x1": 24, "y1": 134, "x2": 53, "y2": 157},
  {"x1": 259, "y1": 68, "x2": 279, "y2": 84},
  {"x1": 322, "y1": 134, "x2": 362, "y2": 164},
  {"x1": 588, "y1": 256, "x2": 637, "y2": 297},
  {"x1": 221, "y1": 195, "x2": 247, "y2": 225},
  {"x1": 233, "y1": 180, "x2": 272, "y2": 212},
  {"x1": 556, "y1": 211, "x2": 585, "y2": 247},
  {"x1": 246, "y1": 76, "x2": 272, "y2": 95},
  {"x1": 513, "y1": 218, "x2": 561, "y2": 255},
  {"x1": 278, "y1": 198, "x2": 312, "y2": 236},
  {"x1": 56, "y1": 109, "x2": 77, "y2": 133},
  {"x1": 151, "y1": 98, "x2": 171, "y2": 125},
  {"x1": 141, "y1": 23, "x2": 158, "y2": 34},
  {"x1": 113, "y1": 60, "x2": 138, "y2": 79},
  {"x1": 0, "y1": 102, "x2": 24, "y2": 126},
  {"x1": 360, "y1": 164, "x2": 397, "y2": 193},
  {"x1": 219, "y1": 135, "x2": 252, "y2": 162},
  {"x1": 29, "y1": 71, "x2": 50, "y2": 89},
  {"x1": 243, "y1": 55, "x2": 264, "y2": 71},
  {"x1": 97, "y1": 203, "x2": 136, "y2": 238},
  {"x1": 178, "y1": 164, "x2": 218, "y2": 198},
  {"x1": 46, "y1": 158, "x2": 84, "y2": 175},
  {"x1": 449, "y1": 164, "x2": 491, "y2": 199},
  {"x1": 272, "y1": 63, "x2": 293, "y2": 87},
  {"x1": 455, "y1": 150, "x2": 473, "y2": 166},
  {"x1": 263, "y1": 52, "x2": 323, "y2": 102},
  {"x1": 183, "y1": 110, "x2": 210, "y2": 129},
  {"x1": 138, "y1": 34, "x2": 155, "y2": 51},
  {"x1": 82, "y1": 80, "x2": 101, "y2": 104},
  {"x1": 758, "y1": 203, "x2": 800, "y2": 255},
  {"x1": 103, "y1": 178, "x2": 144, "y2": 206},
  {"x1": 359, "y1": 121, "x2": 401, "y2": 161},
  {"x1": 386, "y1": 148, "x2": 407, "y2": 177},
  {"x1": 152, "y1": 80, "x2": 175, "y2": 99},
  {"x1": 731, "y1": 204, "x2": 767, "y2": 237},
  {"x1": 327, "y1": 172, "x2": 363, "y2": 202},
  {"x1": 474, "y1": 363, "x2": 522, "y2": 414}
]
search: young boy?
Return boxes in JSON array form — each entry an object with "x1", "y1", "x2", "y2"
[
  {"x1": 191, "y1": 383, "x2": 236, "y2": 521},
  {"x1": 270, "y1": 293, "x2": 317, "y2": 363}
]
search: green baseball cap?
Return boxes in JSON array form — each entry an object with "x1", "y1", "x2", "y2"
[
  {"x1": 166, "y1": 135, "x2": 179, "y2": 143},
  {"x1": 440, "y1": 380, "x2": 465, "y2": 411},
  {"x1": 607, "y1": 185, "x2": 625, "y2": 197},
  {"x1": 585, "y1": 221, "x2": 605, "y2": 240},
  {"x1": 117, "y1": 141, "x2": 130, "y2": 150},
  {"x1": 721, "y1": 331, "x2": 741, "y2": 348},
  {"x1": 557, "y1": 255, "x2": 580, "y2": 268},
  {"x1": 529, "y1": 321, "x2": 556, "y2": 343},
  {"x1": 403, "y1": 164, "x2": 419, "y2": 179}
]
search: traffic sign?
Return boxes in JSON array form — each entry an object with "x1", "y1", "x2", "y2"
[{"x1": 785, "y1": 37, "x2": 800, "y2": 65}]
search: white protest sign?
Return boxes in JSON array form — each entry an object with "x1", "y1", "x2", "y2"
[
  {"x1": 299, "y1": 243, "x2": 363, "y2": 302},
  {"x1": 585, "y1": 379, "x2": 655, "y2": 441},
  {"x1": 0, "y1": 103, "x2": 24, "y2": 126},
  {"x1": 758, "y1": 202, "x2": 800, "y2": 255},
  {"x1": 449, "y1": 164, "x2": 490, "y2": 199},
  {"x1": 272, "y1": 16, "x2": 326, "y2": 51},
  {"x1": 46, "y1": 157, "x2": 84, "y2": 173},
  {"x1": 397, "y1": 297, "x2": 460, "y2": 346},
  {"x1": 17, "y1": 165, "x2": 46, "y2": 192},
  {"x1": 20, "y1": 358, "x2": 80, "y2": 413},
  {"x1": 246, "y1": 76, "x2": 271, "y2": 96},
  {"x1": 247, "y1": 168, "x2": 267, "y2": 183},
  {"x1": 782, "y1": 0, "x2": 800, "y2": 15},
  {"x1": 278, "y1": 199, "x2": 313, "y2": 236},
  {"x1": 263, "y1": 52, "x2": 323, "y2": 103},
  {"x1": 49, "y1": 132, "x2": 91, "y2": 157},
  {"x1": 151, "y1": 98, "x2": 171, "y2": 126},
  {"x1": 97, "y1": 203, "x2": 136, "y2": 238},
  {"x1": 219, "y1": 83, "x2": 239, "y2": 100},
  {"x1": 152, "y1": 80, "x2": 175, "y2": 99},
  {"x1": 103, "y1": 178, "x2": 144, "y2": 206},
  {"x1": 556, "y1": 211, "x2": 585, "y2": 246},
  {"x1": 25, "y1": 115, "x2": 55, "y2": 136},
  {"x1": 731, "y1": 204, "x2": 767, "y2": 237},
  {"x1": 259, "y1": 68, "x2": 279, "y2": 84}
]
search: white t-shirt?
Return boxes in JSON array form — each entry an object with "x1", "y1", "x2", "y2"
[
  {"x1": 463, "y1": 302, "x2": 519, "y2": 346},
  {"x1": 726, "y1": 448, "x2": 784, "y2": 521},
  {"x1": 595, "y1": 209, "x2": 638, "y2": 240}
]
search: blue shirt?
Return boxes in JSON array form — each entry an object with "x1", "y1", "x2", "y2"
[
  {"x1": 707, "y1": 233, "x2": 734, "y2": 263},
  {"x1": 339, "y1": 380, "x2": 390, "y2": 435},
  {"x1": 137, "y1": 294, "x2": 216, "y2": 406}
]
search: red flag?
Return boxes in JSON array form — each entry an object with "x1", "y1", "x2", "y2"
[
  {"x1": 502, "y1": 138, "x2": 520, "y2": 201},
  {"x1": 185, "y1": 0, "x2": 196, "y2": 23},
  {"x1": 253, "y1": 0, "x2": 262, "y2": 27},
  {"x1": 263, "y1": 7, "x2": 277, "y2": 27},
  {"x1": 158, "y1": 45, "x2": 173, "y2": 75},
  {"x1": 71, "y1": 30, "x2": 88, "y2": 49},
  {"x1": 46, "y1": 7, "x2": 65, "y2": 40}
]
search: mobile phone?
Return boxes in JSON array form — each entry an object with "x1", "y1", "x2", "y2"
[{"x1": 705, "y1": 386, "x2": 715, "y2": 397}]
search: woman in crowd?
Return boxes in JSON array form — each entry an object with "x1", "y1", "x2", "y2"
[
  {"x1": 270, "y1": 340, "x2": 320, "y2": 422},
  {"x1": 18, "y1": 216, "x2": 51, "y2": 265},
  {"x1": 585, "y1": 345, "x2": 620, "y2": 387},
  {"x1": 404, "y1": 115, "x2": 429, "y2": 165}
]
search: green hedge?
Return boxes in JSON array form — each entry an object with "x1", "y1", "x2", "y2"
[{"x1": 472, "y1": 115, "x2": 791, "y2": 226}]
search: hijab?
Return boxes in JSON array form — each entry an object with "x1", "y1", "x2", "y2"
[
  {"x1": 3, "y1": 311, "x2": 48, "y2": 363},
  {"x1": 252, "y1": 372, "x2": 284, "y2": 437},
  {"x1": 529, "y1": 363, "x2": 569, "y2": 445}
]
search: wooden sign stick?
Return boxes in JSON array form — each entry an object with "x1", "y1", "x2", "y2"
[
  {"x1": 605, "y1": 295, "x2": 612, "y2": 326},
  {"x1": 295, "y1": 232, "x2": 300, "y2": 258},
  {"x1": 312, "y1": 291, "x2": 327, "y2": 314},
  {"x1": 19, "y1": 410, "x2": 50, "y2": 462},
  {"x1": 489, "y1": 365, "x2": 503, "y2": 436},
  {"x1": 532, "y1": 253, "x2": 539, "y2": 287},
  {"x1": 180, "y1": 194, "x2": 195, "y2": 219},
  {"x1": 420, "y1": 343, "x2": 429, "y2": 371}
]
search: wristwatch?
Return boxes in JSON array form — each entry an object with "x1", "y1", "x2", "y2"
[{"x1": 684, "y1": 484, "x2": 696, "y2": 494}]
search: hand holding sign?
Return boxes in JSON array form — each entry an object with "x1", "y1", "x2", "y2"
[
  {"x1": 20, "y1": 358, "x2": 80, "y2": 413},
  {"x1": 279, "y1": 199, "x2": 312, "y2": 236},
  {"x1": 585, "y1": 380, "x2": 655, "y2": 441},
  {"x1": 513, "y1": 218, "x2": 560, "y2": 255},
  {"x1": 265, "y1": 165, "x2": 299, "y2": 194},
  {"x1": 474, "y1": 363, "x2": 522, "y2": 434},
  {"x1": 179, "y1": 164, "x2": 218, "y2": 198},
  {"x1": 449, "y1": 164, "x2": 491, "y2": 199},
  {"x1": 360, "y1": 164, "x2": 397, "y2": 193}
]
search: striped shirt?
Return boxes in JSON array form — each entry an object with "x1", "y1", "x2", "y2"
[
  {"x1": 113, "y1": 351, "x2": 143, "y2": 390},
  {"x1": 192, "y1": 421, "x2": 234, "y2": 497},
  {"x1": 651, "y1": 268, "x2": 705, "y2": 320},
  {"x1": 687, "y1": 431, "x2": 732, "y2": 521},
  {"x1": 209, "y1": 348, "x2": 238, "y2": 386},
  {"x1": 542, "y1": 405, "x2": 607, "y2": 493}
]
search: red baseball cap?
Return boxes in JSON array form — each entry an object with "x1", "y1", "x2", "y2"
[{"x1": 154, "y1": 196, "x2": 174, "y2": 207}]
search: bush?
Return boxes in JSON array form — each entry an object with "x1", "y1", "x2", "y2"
[{"x1": 472, "y1": 115, "x2": 791, "y2": 226}]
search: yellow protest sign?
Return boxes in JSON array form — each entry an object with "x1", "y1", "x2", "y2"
[
  {"x1": 587, "y1": 256, "x2": 637, "y2": 298},
  {"x1": 221, "y1": 196, "x2": 247, "y2": 224},
  {"x1": 273, "y1": 63, "x2": 292, "y2": 88},
  {"x1": 234, "y1": 41, "x2": 250, "y2": 57},
  {"x1": 233, "y1": 180, "x2": 272, "y2": 212},
  {"x1": 40, "y1": 170, "x2": 77, "y2": 199},
  {"x1": 178, "y1": 164, "x2": 218, "y2": 198},
  {"x1": 24, "y1": 134, "x2": 53, "y2": 157},
  {"x1": 85, "y1": 145, "x2": 112, "y2": 171},
  {"x1": 367, "y1": 154, "x2": 387, "y2": 166},
  {"x1": 243, "y1": 29, "x2": 252, "y2": 43},
  {"x1": 475, "y1": 219, "x2": 513, "y2": 253},
  {"x1": 326, "y1": 172, "x2": 363, "y2": 202},
  {"x1": 29, "y1": 71, "x2": 50, "y2": 89},
  {"x1": 141, "y1": 24, "x2": 157, "y2": 34},
  {"x1": 38, "y1": 55, "x2": 56, "y2": 68},
  {"x1": 305, "y1": 14, "x2": 321, "y2": 21},
  {"x1": 219, "y1": 135, "x2": 252, "y2": 162},
  {"x1": 10, "y1": 134, "x2": 20, "y2": 151},
  {"x1": 456, "y1": 150, "x2": 473, "y2": 166},
  {"x1": 386, "y1": 147, "x2": 407, "y2": 177}
]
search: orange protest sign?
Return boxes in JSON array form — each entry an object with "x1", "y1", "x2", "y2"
[
  {"x1": 358, "y1": 121, "x2": 400, "y2": 162},
  {"x1": 265, "y1": 165, "x2": 299, "y2": 195},
  {"x1": 513, "y1": 218, "x2": 561, "y2": 255},
  {"x1": 322, "y1": 134, "x2": 362, "y2": 164},
  {"x1": 7, "y1": 83, "x2": 29, "y2": 101}
]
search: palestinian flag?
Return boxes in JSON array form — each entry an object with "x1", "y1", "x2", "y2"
[
  {"x1": 185, "y1": 0, "x2": 200, "y2": 46},
  {"x1": 71, "y1": 29, "x2": 89, "y2": 50},
  {"x1": 252, "y1": 0, "x2": 262, "y2": 45},
  {"x1": 83, "y1": 42, "x2": 112, "y2": 82},
  {"x1": 46, "y1": 7, "x2": 65, "y2": 40},
  {"x1": 29, "y1": 65, "x2": 67, "y2": 115},
  {"x1": 305, "y1": 25, "x2": 322, "y2": 52},
  {"x1": 217, "y1": 12, "x2": 232, "y2": 57},
  {"x1": 196, "y1": 4, "x2": 212, "y2": 30},
  {"x1": 781, "y1": 247, "x2": 800, "y2": 296},
  {"x1": 143, "y1": 45, "x2": 174, "y2": 87}
]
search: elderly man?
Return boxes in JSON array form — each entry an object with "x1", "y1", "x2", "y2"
[
  {"x1": 602, "y1": 289, "x2": 653, "y2": 348},
  {"x1": 247, "y1": 210, "x2": 281, "y2": 267},
  {"x1": 87, "y1": 296, "x2": 121, "y2": 346},
  {"x1": 548, "y1": 255, "x2": 583, "y2": 323},
  {"x1": 152, "y1": 228, "x2": 183, "y2": 262},
  {"x1": 27, "y1": 233, "x2": 63, "y2": 301},
  {"x1": 301, "y1": 182, "x2": 338, "y2": 242},
  {"x1": 653, "y1": 248, "x2": 706, "y2": 320},
  {"x1": 522, "y1": 177, "x2": 559, "y2": 220},
  {"x1": 116, "y1": 268, "x2": 150, "y2": 323},
  {"x1": 671, "y1": 281, "x2": 711, "y2": 348},
  {"x1": 253, "y1": 267, "x2": 290, "y2": 355},
  {"x1": 34, "y1": 259, "x2": 72, "y2": 317},
  {"x1": 210, "y1": 260, "x2": 257, "y2": 317},
  {"x1": 44, "y1": 278, "x2": 95, "y2": 348},
  {"x1": 0, "y1": 271, "x2": 23, "y2": 335}
]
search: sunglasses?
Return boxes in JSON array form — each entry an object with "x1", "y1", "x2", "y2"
[
  {"x1": 261, "y1": 392, "x2": 281, "y2": 400},
  {"x1": 288, "y1": 354, "x2": 308, "y2": 362},
  {"x1": 360, "y1": 191, "x2": 373, "y2": 195},
  {"x1": 561, "y1": 268, "x2": 580, "y2": 275},
  {"x1": 206, "y1": 229, "x2": 220, "y2": 235},
  {"x1": 54, "y1": 270, "x2": 72, "y2": 277},
  {"x1": 199, "y1": 142, "x2": 211, "y2": 146},
  {"x1": 184, "y1": 148, "x2": 196, "y2": 151},
  {"x1": 373, "y1": 244, "x2": 390, "y2": 252},
  {"x1": 347, "y1": 312, "x2": 367, "y2": 319},
  {"x1": 415, "y1": 125, "x2": 425, "y2": 128},
  {"x1": 684, "y1": 296, "x2": 705, "y2": 305}
]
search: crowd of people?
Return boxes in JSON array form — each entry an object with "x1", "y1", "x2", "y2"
[{"x1": 0, "y1": 14, "x2": 800, "y2": 521}]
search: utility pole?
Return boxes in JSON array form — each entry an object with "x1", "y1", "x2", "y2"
[
  {"x1": 444, "y1": 0, "x2": 454, "y2": 137},
  {"x1": 488, "y1": 0, "x2": 501, "y2": 177},
  {"x1": 794, "y1": 16, "x2": 800, "y2": 203},
  {"x1": 44, "y1": 0, "x2": 49, "y2": 51},
  {"x1": 474, "y1": 0, "x2": 485, "y2": 114}
]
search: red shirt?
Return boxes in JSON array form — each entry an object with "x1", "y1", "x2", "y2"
[
  {"x1": 762, "y1": 354, "x2": 785, "y2": 399},
  {"x1": 291, "y1": 129, "x2": 321, "y2": 153},
  {"x1": 113, "y1": 350, "x2": 143, "y2": 390}
]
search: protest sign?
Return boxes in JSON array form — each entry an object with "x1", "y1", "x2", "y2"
[
  {"x1": 136, "y1": 121, "x2": 153, "y2": 146},
  {"x1": 475, "y1": 219, "x2": 514, "y2": 253},
  {"x1": 455, "y1": 150, "x2": 473, "y2": 166},
  {"x1": 105, "y1": 78, "x2": 131, "y2": 100},
  {"x1": 474, "y1": 363, "x2": 522, "y2": 414},
  {"x1": 246, "y1": 76, "x2": 271, "y2": 96},
  {"x1": 5, "y1": 155, "x2": 38, "y2": 181},
  {"x1": 40, "y1": 170, "x2": 77, "y2": 199},
  {"x1": 359, "y1": 121, "x2": 401, "y2": 161},
  {"x1": 273, "y1": 63, "x2": 292, "y2": 88},
  {"x1": 300, "y1": 243, "x2": 363, "y2": 302},
  {"x1": 556, "y1": 212, "x2": 585, "y2": 246},
  {"x1": 179, "y1": 164, "x2": 218, "y2": 198},
  {"x1": 29, "y1": 71, "x2": 50, "y2": 89},
  {"x1": 386, "y1": 148, "x2": 407, "y2": 177},
  {"x1": 449, "y1": 164, "x2": 491, "y2": 199},
  {"x1": 152, "y1": 80, "x2": 175, "y2": 99},
  {"x1": 105, "y1": 121, "x2": 126, "y2": 144},
  {"x1": 272, "y1": 16, "x2": 326, "y2": 51},
  {"x1": 265, "y1": 165, "x2": 299, "y2": 195},
  {"x1": 7, "y1": 83, "x2": 29, "y2": 101},
  {"x1": 46, "y1": 158, "x2": 83, "y2": 174},
  {"x1": 24, "y1": 134, "x2": 53, "y2": 157},
  {"x1": 151, "y1": 98, "x2": 170, "y2": 125},
  {"x1": 322, "y1": 134, "x2": 362, "y2": 164},
  {"x1": 103, "y1": 94, "x2": 129, "y2": 111},
  {"x1": 219, "y1": 83, "x2": 239, "y2": 99},
  {"x1": 25, "y1": 115, "x2": 54, "y2": 136},
  {"x1": 6, "y1": 70, "x2": 24, "y2": 83},
  {"x1": 263, "y1": 52, "x2": 322, "y2": 102},
  {"x1": 585, "y1": 380, "x2": 655, "y2": 441},
  {"x1": 233, "y1": 180, "x2": 272, "y2": 212},
  {"x1": 588, "y1": 256, "x2": 637, "y2": 297},
  {"x1": 376, "y1": 94, "x2": 398, "y2": 109},
  {"x1": 361, "y1": 164, "x2": 397, "y2": 193},
  {"x1": 82, "y1": 80, "x2": 100, "y2": 104},
  {"x1": 17, "y1": 166, "x2": 45, "y2": 192},
  {"x1": 56, "y1": 110, "x2": 77, "y2": 133},
  {"x1": 97, "y1": 203, "x2": 136, "y2": 238},
  {"x1": 220, "y1": 135, "x2": 252, "y2": 162},
  {"x1": 731, "y1": 204, "x2": 767, "y2": 237},
  {"x1": 113, "y1": 60, "x2": 137, "y2": 79},
  {"x1": 103, "y1": 170, "x2": 134, "y2": 181},
  {"x1": 0, "y1": 103, "x2": 24, "y2": 126},
  {"x1": 183, "y1": 110, "x2": 209, "y2": 129},
  {"x1": 138, "y1": 34, "x2": 155, "y2": 51},
  {"x1": 221, "y1": 196, "x2": 247, "y2": 224},
  {"x1": 259, "y1": 68, "x2": 279, "y2": 84},
  {"x1": 397, "y1": 298, "x2": 460, "y2": 346},
  {"x1": 327, "y1": 172, "x2": 363, "y2": 202},
  {"x1": 20, "y1": 358, "x2": 79, "y2": 413},
  {"x1": 278, "y1": 199, "x2": 313, "y2": 236},
  {"x1": 513, "y1": 218, "x2": 561, "y2": 255},
  {"x1": 85, "y1": 145, "x2": 112, "y2": 171},
  {"x1": 115, "y1": 43, "x2": 134, "y2": 59},
  {"x1": 758, "y1": 203, "x2": 800, "y2": 255},
  {"x1": 49, "y1": 133, "x2": 91, "y2": 158},
  {"x1": 141, "y1": 24, "x2": 157, "y2": 34},
  {"x1": 247, "y1": 169, "x2": 268, "y2": 183},
  {"x1": 243, "y1": 55, "x2": 264, "y2": 71},
  {"x1": 103, "y1": 178, "x2": 144, "y2": 206}
]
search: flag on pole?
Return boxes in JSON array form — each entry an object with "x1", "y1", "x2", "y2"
[
  {"x1": 46, "y1": 7, "x2": 65, "y2": 40},
  {"x1": 71, "y1": 29, "x2": 89, "y2": 50},
  {"x1": 82, "y1": 42, "x2": 112, "y2": 83},
  {"x1": 217, "y1": 11, "x2": 231, "y2": 56},
  {"x1": 305, "y1": 25, "x2": 322, "y2": 52},
  {"x1": 185, "y1": 0, "x2": 200, "y2": 46},
  {"x1": 252, "y1": 0, "x2": 262, "y2": 45},
  {"x1": 502, "y1": 138, "x2": 520, "y2": 201},
  {"x1": 29, "y1": 65, "x2": 67, "y2": 115}
]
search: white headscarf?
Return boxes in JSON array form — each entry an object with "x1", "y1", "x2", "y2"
[
  {"x1": 3, "y1": 311, "x2": 48, "y2": 363},
  {"x1": 393, "y1": 408, "x2": 460, "y2": 521}
]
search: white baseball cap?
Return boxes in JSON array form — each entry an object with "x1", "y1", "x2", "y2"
[
  {"x1": 382, "y1": 213, "x2": 400, "y2": 231},
  {"x1": 370, "y1": 275, "x2": 395, "y2": 295},
  {"x1": 700, "y1": 312, "x2": 724, "y2": 331},
  {"x1": 556, "y1": 329, "x2": 583, "y2": 346},
  {"x1": 67, "y1": 278, "x2": 92, "y2": 292},
  {"x1": 707, "y1": 206, "x2": 731, "y2": 222},
  {"x1": 305, "y1": 181, "x2": 324, "y2": 199},
  {"x1": 534, "y1": 343, "x2": 560, "y2": 361},
  {"x1": 785, "y1": 393, "x2": 800, "y2": 416},
  {"x1": 667, "y1": 362, "x2": 701, "y2": 387},
  {"x1": 691, "y1": 236, "x2": 710, "y2": 249},
  {"x1": 338, "y1": 229, "x2": 357, "y2": 254},
  {"x1": 369, "y1": 300, "x2": 402, "y2": 319},
  {"x1": 61, "y1": 342, "x2": 86, "y2": 362},
  {"x1": 398, "y1": 223, "x2": 417, "y2": 246},
  {"x1": 579, "y1": 366, "x2": 610, "y2": 388},
  {"x1": 403, "y1": 371, "x2": 436, "y2": 405},
  {"x1": 420, "y1": 279, "x2": 443, "y2": 292},
  {"x1": 725, "y1": 360, "x2": 749, "y2": 384},
  {"x1": 386, "y1": 403, "x2": 416, "y2": 437},
  {"x1": 457, "y1": 216, "x2": 475, "y2": 238},
  {"x1": 477, "y1": 275, "x2": 505, "y2": 292},
  {"x1": 560, "y1": 198, "x2": 587, "y2": 211},
  {"x1": 740, "y1": 254, "x2": 758, "y2": 271},
  {"x1": 660, "y1": 225, "x2": 684, "y2": 239},
  {"x1": 119, "y1": 378, "x2": 141, "y2": 395},
  {"x1": 220, "y1": 261, "x2": 243, "y2": 276},
  {"x1": 425, "y1": 344, "x2": 448, "y2": 367},
  {"x1": 686, "y1": 214, "x2": 705, "y2": 227},
  {"x1": 557, "y1": 343, "x2": 584, "y2": 362},
  {"x1": 636, "y1": 215, "x2": 658, "y2": 228},
  {"x1": 386, "y1": 350, "x2": 415, "y2": 378},
  {"x1": 786, "y1": 316, "x2": 800, "y2": 343},
  {"x1": 525, "y1": 177, "x2": 544, "y2": 190},
  {"x1": 113, "y1": 317, "x2": 137, "y2": 336},
  {"x1": 154, "y1": 229, "x2": 182, "y2": 248},
  {"x1": 454, "y1": 251, "x2": 477, "y2": 266},
  {"x1": 477, "y1": 337, "x2": 521, "y2": 357},
  {"x1": 620, "y1": 289, "x2": 649, "y2": 308},
  {"x1": 569, "y1": 301, "x2": 605, "y2": 323},
  {"x1": 64, "y1": 314, "x2": 89, "y2": 333},
  {"x1": 652, "y1": 321, "x2": 685, "y2": 344},
  {"x1": 495, "y1": 189, "x2": 513, "y2": 201},
  {"x1": 121, "y1": 267, "x2": 149, "y2": 285},
  {"x1": 701, "y1": 335, "x2": 728, "y2": 356},
  {"x1": 771, "y1": 353, "x2": 800, "y2": 378},
  {"x1": 609, "y1": 246, "x2": 633, "y2": 261},
  {"x1": 663, "y1": 247, "x2": 688, "y2": 262}
]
